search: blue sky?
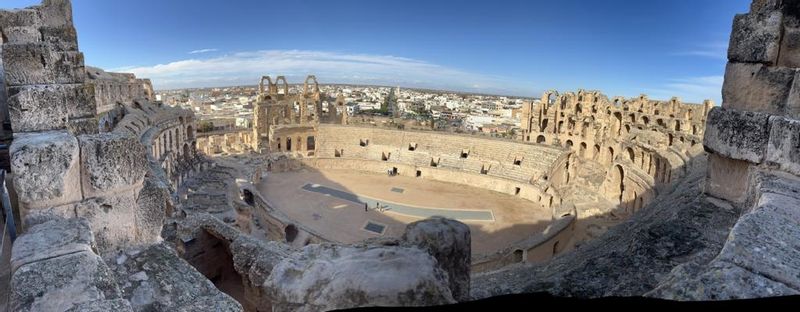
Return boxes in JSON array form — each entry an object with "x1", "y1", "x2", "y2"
[{"x1": 5, "y1": 0, "x2": 750, "y2": 103}]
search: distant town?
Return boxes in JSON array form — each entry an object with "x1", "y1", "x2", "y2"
[{"x1": 156, "y1": 84, "x2": 531, "y2": 139}]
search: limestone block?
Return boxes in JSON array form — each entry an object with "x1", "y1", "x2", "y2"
[
  {"x1": 108, "y1": 243, "x2": 242, "y2": 312},
  {"x1": 721, "y1": 62, "x2": 795, "y2": 114},
  {"x1": 727, "y1": 12, "x2": 782, "y2": 64},
  {"x1": 7, "y1": 84, "x2": 95, "y2": 132},
  {"x1": 134, "y1": 176, "x2": 169, "y2": 244},
  {"x1": 10, "y1": 251, "x2": 122, "y2": 312},
  {"x1": 716, "y1": 206, "x2": 800, "y2": 289},
  {"x1": 67, "y1": 117, "x2": 99, "y2": 136},
  {"x1": 78, "y1": 133, "x2": 147, "y2": 197},
  {"x1": 651, "y1": 260, "x2": 798, "y2": 300},
  {"x1": 0, "y1": 9, "x2": 41, "y2": 28},
  {"x1": 40, "y1": 26, "x2": 79, "y2": 51},
  {"x1": 10, "y1": 218, "x2": 95, "y2": 272},
  {"x1": 703, "y1": 107, "x2": 770, "y2": 163},
  {"x1": 3, "y1": 26, "x2": 42, "y2": 44},
  {"x1": 778, "y1": 26, "x2": 800, "y2": 68},
  {"x1": 75, "y1": 192, "x2": 138, "y2": 254},
  {"x1": 786, "y1": 71, "x2": 800, "y2": 118},
  {"x1": 765, "y1": 116, "x2": 800, "y2": 175},
  {"x1": 266, "y1": 243, "x2": 455, "y2": 312},
  {"x1": 705, "y1": 153, "x2": 752, "y2": 204},
  {"x1": 39, "y1": 0, "x2": 75, "y2": 28},
  {"x1": 2, "y1": 43, "x2": 85, "y2": 86},
  {"x1": 756, "y1": 192, "x2": 800, "y2": 224},
  {"x1": 402, "y1": 217, "x2": 471, "y2": 302},
  {"x1": 65, "y1": 299, "x2": 134, "y2": 312},
  {"x1": 10, "y1": 131, "x2": 81, "y2": 211}
]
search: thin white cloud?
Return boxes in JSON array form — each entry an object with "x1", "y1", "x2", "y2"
[
  {"x1": 672, "y1": 41, "x2": 728, "y2": 61},
  {"x1": 645, "y1": 75, "x2": 723, "y2": 104},
  {"x1": 189, "y1": 48, "x2": 218, "y2": 54},
  {"x1": 113, "y1": 50, "x2": 532, "y2": 95}
]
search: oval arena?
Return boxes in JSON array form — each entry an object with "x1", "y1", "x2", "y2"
[{"x1": 195, "y1": 75, "x2": 711, "y2": 272}]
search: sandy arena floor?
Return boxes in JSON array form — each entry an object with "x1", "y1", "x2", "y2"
[{"x1": 257, "y1": 168, "x2": 554, "y2": 255}]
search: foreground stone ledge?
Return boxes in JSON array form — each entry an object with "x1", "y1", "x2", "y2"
[
  {"x1": 10, "y1": 130, "x2": 81, "y2": 211},
  {"x1": 402, "y1": 217, "x2": 471, "y2": 302},
  {"x1": 728, "y1": 11, "x2": 782, "y2": 64},
  {"x1": 10, "y1": 217, "x2": 94, "y2": 272},
  {"x1": 7, "y1": 83, "x2": 95, "y2": 132},
  {"x1": 11, "y1": 251, "x2": 122, "y2": 312},
  {"x1": 706, "y1": 153, "x2": 753, "y2": 204},
  {"x1": 717, "y1": 202, "x2": 800, "y2": 289},
  {"x1": 2, "y1": 42, "x2": 85, "y2": 86},
  {"x1": 78, "y1": 133, "x2": 148, "y2": 197},
  {"x1": 109, "y1": 243, "x2": 242, "y2": 312},
  {"x1": 766, "y1": 116, "x2": 800, "y2": 175},
  {"x1": 721, "y1": 62, "x2": 795, "y2": 114},
  {"x1": 703, "y1": 107, "x2": 770, "y2": 163},
  {"x1": 266, "y1": 243, "x2": 456, "y2": 312}
]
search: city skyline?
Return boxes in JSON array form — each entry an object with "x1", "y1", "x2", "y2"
[{"x1": 8, "y1": 0, "x2": 751, "y2": 103}]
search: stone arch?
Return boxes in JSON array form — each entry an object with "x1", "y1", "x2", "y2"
[
  {"x1": 579, "y1": 142, "x2": 587, "y2": 157},
  {"x1": 565, "y1": 140, "x2": 573, "y2": 149},
  {"x1": 593, "y1": 144, "x2": 600, "y2": 160},
  {"x1": 626, "y1": 147, "x2": 635, "y2": 162},
  {"x1": 285, "y1": 224, "x2": 298, "y2": 243},
  {"x1": 187, "y1": 125, "x2": 194, "y2": 140},
  {"x1": 183, "y1": 143, "x2": 191, "y2": 162},
  {"x1": 609, "y1": 165, "x2": 624, "y2": 204},
  {"x1": 536, "y1": 135, "x2": 546, "y2": 144},
  {"x1": 606, "y1": 147, "x2": 615, "y2": 164},
  {"x1": 274, "y1": 76, "x2": 289, "y2": 95}
]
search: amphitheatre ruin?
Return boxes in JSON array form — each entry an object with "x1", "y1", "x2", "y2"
[{"x1": 1, "y1": 0, "x2": 800, "y2": 311}]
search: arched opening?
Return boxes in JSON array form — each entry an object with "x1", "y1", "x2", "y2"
[
  {"x1": 607, "y1": 147, "x2": 615, "y2": 164},
  {"x1": 285, "y1": 224, "x2": 298, "y2": 243},
  {"x1": 607, "y1": 165, "x2": 625, "y2": 204},
  {"x1": 580, "y1": 142, "x2": 587, "y2": 157},
  {"x1": 593, "y1": 144, "x2": 600, "y2": 160},
  {"x1": 565, "y1": 140, "x2": 573, "y2": 149},
  {"x1": 187, "y1": 125, "x2": 194, "y2": 140},
  {"x1": 306, "y1": 136, "x2": 316, "y2": 151},
  {"x1": 242, "y1": 189, "x2": 254, "y2": 206},
  {"x1": 668, "y1": 133, "x2": 674, "y2": 146},
  {"x1": 540, "y1": 119, "x2": 549, "y2": 132},
  {"x1": 286, "y1": 137, "x2": 292, "y2": 151},
  {"x1": 183, "y1": 143, "x2": 191, "y2": 162},
  {"x1": 512, "y1": 249, "x2": 524, "y2": 263},
  {"x1": 626, "y1": 147, "x2": 635, "y2": 162},
  {"x1": 536, "y1": 135, "x2": 546, "y2": 144}
]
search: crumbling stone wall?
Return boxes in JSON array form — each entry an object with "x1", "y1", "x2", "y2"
[
  {"x1": 252, "y1": 75, "x2": 348, "y2": 151},
  {"x1": 1, "y1": 0, "x2": 166, "y2": 255},
  {"x1": 647, "y1": 0, "x2": 800, "y2": 299}
]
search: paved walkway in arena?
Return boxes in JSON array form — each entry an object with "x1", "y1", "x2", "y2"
[{"x1": 301, "y1": 183, "x2": 495, "y2": 221}]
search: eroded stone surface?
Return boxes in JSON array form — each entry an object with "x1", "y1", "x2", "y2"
[
  {"x1": 721, "y1": 62, "x2": 795, "y2": 114},
  {"x1": 79, "y1": 133, "x2": 147, "y2": 196},
  {"x1": 703, "y1": 107, "x2": 770, "y2": 163},
  {"x1": 10, "y1": 218, "x2": 94, "y2": 272},
  {"x1": 402, "y1": 217, "x2": 471, "y2": 302},
  {"x1": 7, "y1": 83, "x2": 95, "y2": 132},
  {"x1": 266, "y1": 243, "x2": 455, "y2": 312},
  {"x1": 11, "y1": 251, "x2": 121, "y2": 312},
  {"x1": 10, "y1": 130, "x2": 81, "y2": 210},
  {"x1": 108, "y1": 243, "x2": 242, "y2": 312}
]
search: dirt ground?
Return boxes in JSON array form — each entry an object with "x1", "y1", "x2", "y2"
[{"x1": 257, "y1": 168, "x2": 554, "y2": 256}]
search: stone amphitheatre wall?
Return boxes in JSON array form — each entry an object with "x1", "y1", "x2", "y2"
[{"x1": 519, "y1": 89, "x2": 712, "y2": 215}]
